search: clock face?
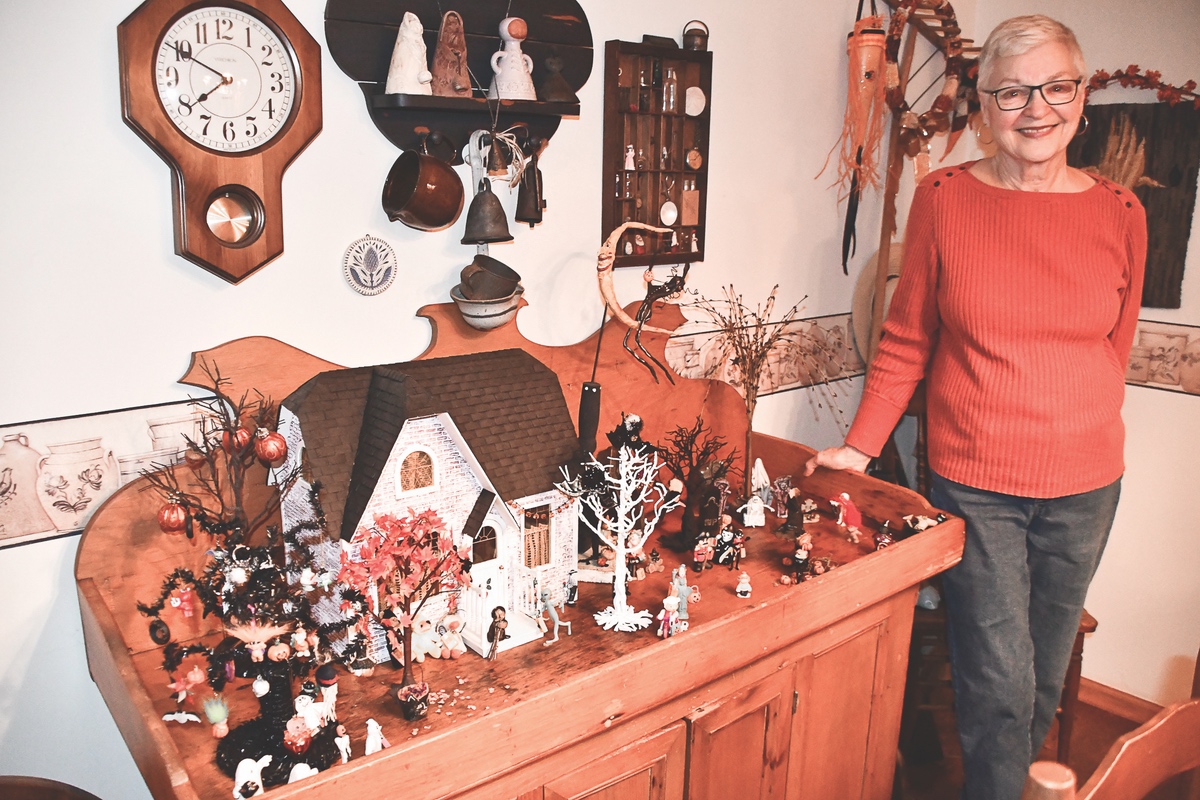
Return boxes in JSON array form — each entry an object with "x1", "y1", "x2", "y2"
[{"x1": 154, "y1": 6, "x2": 296, "y2": 153}]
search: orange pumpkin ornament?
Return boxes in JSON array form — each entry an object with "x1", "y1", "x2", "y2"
[{"x1": 158, "y1": 501, "x2": 189, "y2": 534}]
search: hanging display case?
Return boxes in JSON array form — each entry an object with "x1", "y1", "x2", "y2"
[{"x1": 601, "y1": 39, "x2": 713, "y2": 267}]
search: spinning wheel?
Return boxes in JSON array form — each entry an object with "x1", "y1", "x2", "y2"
[{"x1": 864, "y1": 0, "x2": 980, "y2": 361}]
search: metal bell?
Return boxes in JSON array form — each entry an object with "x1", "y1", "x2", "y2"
[
  {"x1": 461, "y1": 179, "x2": 513, "y2": 244},
  {"x1": 487, "y1": 136, "x2": 510, "y2": 176},
  {"x1": 515, "y1": 151, "x2": 544, "y2": 228}
]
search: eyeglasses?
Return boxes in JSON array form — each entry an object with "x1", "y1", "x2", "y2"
[{"x1": 982, "y1": 79, "x2": 1082, "y2": 111}]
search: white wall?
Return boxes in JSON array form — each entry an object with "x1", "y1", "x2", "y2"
[
  {"x1": 2, "y1": 0, "x2": 1197, "y2": 794},
  {"x1": 972, "y1": 0, "x2": 1200, "y2": 710}
]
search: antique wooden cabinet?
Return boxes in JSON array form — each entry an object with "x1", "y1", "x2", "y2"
[{"x1": 74, "y1": 316, "x2": 963, "y2": 800}]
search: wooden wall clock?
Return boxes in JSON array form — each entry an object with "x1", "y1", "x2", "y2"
[{"x1": 118, "y1": 0, "x2": 322, "y2": 283}]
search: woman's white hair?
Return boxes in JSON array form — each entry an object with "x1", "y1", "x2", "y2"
[{"x1": 977, "y1": 15, "x2": 1087, "y2": 88}]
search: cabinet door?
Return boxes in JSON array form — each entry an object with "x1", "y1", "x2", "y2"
[
  {"x1": 686, "y1": 668, "x2": 793, "y2": 800},
  {"x1": 542, "y1": 721, "x2": 687, "y2": 800},
  {"x1": 787, "y1": 621, "x2": 902, "y2": 800}
]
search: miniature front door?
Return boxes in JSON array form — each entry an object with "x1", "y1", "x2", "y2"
[{"x1": 462, "y1": 522, "x2": 505, "y2": 650}]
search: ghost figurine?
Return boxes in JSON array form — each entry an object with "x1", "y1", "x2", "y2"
[
  {"x1": 233, "y1": 755, "x2": 272, "y2": 799},
  {"x1": 385, "y1": 12, "x2": 433, "y2": 95},
  {"x1": 365, "y1": 718, "x2": 390, "y2": 755}
]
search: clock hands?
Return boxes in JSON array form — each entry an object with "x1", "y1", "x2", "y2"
[
  {"x1": 196, "y1": 75, "x2": 233, "y2": 104},
  {"x1": 186, "y1": 52, "x2": 228, "y2": 82}
]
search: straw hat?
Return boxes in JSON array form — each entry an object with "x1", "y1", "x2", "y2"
[{"x1": 850, "y1": 243, "x2": 905, "y2": 366}]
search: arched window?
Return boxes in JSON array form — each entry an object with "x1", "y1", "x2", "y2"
[
  {"x1": 473, "y1": 525, "x2": 497, "y2": 564},
  {"x1": 399, "y1": 450, "x2": 434, "y2": 492}
]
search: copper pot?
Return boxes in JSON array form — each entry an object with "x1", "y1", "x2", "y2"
[{"x1": 382, "y1": 150, "x2": 464, "y2": 231}]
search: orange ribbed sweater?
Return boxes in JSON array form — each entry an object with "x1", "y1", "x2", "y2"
[{"x1": 845, "y1": 164, "x2": 1147, "y2": 498}]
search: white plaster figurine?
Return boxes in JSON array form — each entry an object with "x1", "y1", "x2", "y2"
[
  {"x1": 736, "y1": 571, "x2": 752, "y2": 598},
  {"x1": 738, "y1": 495, "x2": 766, "y2": 528},
  {"x1": 288, "y1": 763, "x2": 319, "y2": 784},
  {"x1": 233, "y1": 755, "x2": 272, "y2": 799},
  {"x1": 365, "y1": 718, "x2": 391, "y2": 755},
  {"x1": 335, "y1": 724, "x2": 352, "y2": 764},
  {"x1": 488, "y1": 17, "x2": 536, "y2": 100},
  {"x1": 385, "y1": 11, "x2": 433, "y2": 95}
]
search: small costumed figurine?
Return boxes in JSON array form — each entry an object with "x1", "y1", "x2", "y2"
[
  {"x1": 284, "y1": 714, "x2": 313, "y2": 755},
  {"x1": 693, "y1": 533, "x2": 715, "y2": 572},
  {"x1": 657, "y1": 594, "x2": 680, "y2": 638},
  {"x1": 778, "y1": 487, "x2": 804, "y2": 533},
  {"x1": 829, "y1": 492, "x2": 863, "y2": 544},
  {"x1": 364, "y1": 718, "x2": 390, "y2": 755},
  {"x1": 439, "y1": 614, "x2": 467, "y2": 659},
  {"x1": 315, "y1": 663, "x2": 339, "y2": 722},
  {"x1": 735, "y1": 571, "x2": 752, "y2": 598},
  {"x1": 713, "y1": 517, "x2": 738, "y2": 568},
  {"x1": 671, "y1": 564, "x2": 698, "y2": 630},
  {"x1": 801, "y1": 497, "x2": 820, "y2": 524},
  {"x1": 771, "y1": 475, "x2": 792, "y2": 518},
  {"x1": 335, "y1": 724, "x2": 352, "y2": 764},
  {"x1": 564, "y1": 569, "x2": 579, "y2": 605},
  {"x1": 486, "y1": 606, "x2": 509, "y2": 660},
  {"x1": 646, "y1": 548, "x2": 665, "y2": 573},
  {"x1": 874, "y1": 520, "x2": 895, "y2": 550}
]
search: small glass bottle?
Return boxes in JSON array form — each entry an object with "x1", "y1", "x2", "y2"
[{"x1": 662, "y1": 67, "x2": 678, "y2": 113}]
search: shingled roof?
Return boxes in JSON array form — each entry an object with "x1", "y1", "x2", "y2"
[{"x1": 281, "y1": 349, "x2": 579, "y2": 540}]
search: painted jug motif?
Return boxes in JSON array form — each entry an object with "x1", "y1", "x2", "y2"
[
  {"x1": 36, "y1": 437, "x2": 120, "y2": 531},
  {"x1": 0, "y1": 434, "x2": 56, "y2": 541}
]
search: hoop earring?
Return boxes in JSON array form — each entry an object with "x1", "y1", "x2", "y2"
[
  {"x1": 1076, "y1": 115, "x2": 1089, "y2": 137},
  {"x1": 974, "y1": 125, "x2": 994, "y2": 146}
]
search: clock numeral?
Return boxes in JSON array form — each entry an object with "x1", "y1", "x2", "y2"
[
  {"x1": 246, "y1": 26, "x2": 252, "y2": 47},
  {"x1": 216, "y1": 18, "x2": 234, "y2": 41},
  {"x1": 268, "y1": 72, "x2": 284, "y2": 93},
  {"x1": 260, "y1": 45, "x2": 273, "y2": 66},
  {"x1": 195, "y1": 22, "x2": 208, "y2": 44},
  {"x1": 178, "y1": 95, "x2": 195, "y2": 116},
  {"x1": 244, "y1": 116, "x2": 259, "y2": 138},
  {"x1": 164, "y1": 66, "x2": 179, "y2": 88},
  {"x1": 199, "y1": 114, "x2": 212, "y2": 136},
  {"x1": 262, "y1": 98, "x2": 275, "y2": 119},
  {"x1": 222, "y1": 120, "x2": 237, "y2": 142},
  {"x1": 172, "y1": 40, "x2": 192, "y2": 61}
]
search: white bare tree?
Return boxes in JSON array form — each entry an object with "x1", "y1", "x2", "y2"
[{"x1": 557, "y1": 447, "x2": 681, "y2": 631}]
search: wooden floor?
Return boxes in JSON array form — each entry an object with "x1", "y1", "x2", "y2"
[{"x1": 898, "y1": 703, "x2": 1185, "y2": 799}]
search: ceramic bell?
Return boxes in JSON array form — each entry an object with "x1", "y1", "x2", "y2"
[
  {"x1": 488, "y1": 18, "x2": 536, "y2": 101},
  {"x1": 430, "y1": 11, "x2": 472, "y2": 98},
  {"x1": 385, "y1": 11, "x2": 432, "y2": 95}
]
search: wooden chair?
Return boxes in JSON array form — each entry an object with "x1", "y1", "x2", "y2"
[
  {"x1": 1021, "y1": 645, "x2": 1200, "y2": 800},
  {"x1": 0, "y1": 776, "x2": 103, "y2": 800}
]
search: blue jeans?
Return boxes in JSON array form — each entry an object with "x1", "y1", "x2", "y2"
[{"x1": 930, "y1": 472, "x2": 1120, "y2": 800}]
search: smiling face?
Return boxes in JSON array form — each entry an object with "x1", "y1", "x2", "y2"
[{"x1": 980, "y1": 41, "x2": 1085, "y2": 171}]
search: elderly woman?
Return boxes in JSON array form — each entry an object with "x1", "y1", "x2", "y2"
[{"x1": 806, "y1": 15, "x2": 1146, "y2": 800}]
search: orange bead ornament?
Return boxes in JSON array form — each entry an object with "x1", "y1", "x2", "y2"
[
  {"x1": 221, "y1": 427, "x2": 252, "y2": 454},
  {"x1": 253, "y1": 428, "x2": 288, "y2": 466}
]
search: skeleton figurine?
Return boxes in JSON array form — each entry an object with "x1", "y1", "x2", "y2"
[{"x1": 540, "y1": 590, "x2": 573, "y2": 645}]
